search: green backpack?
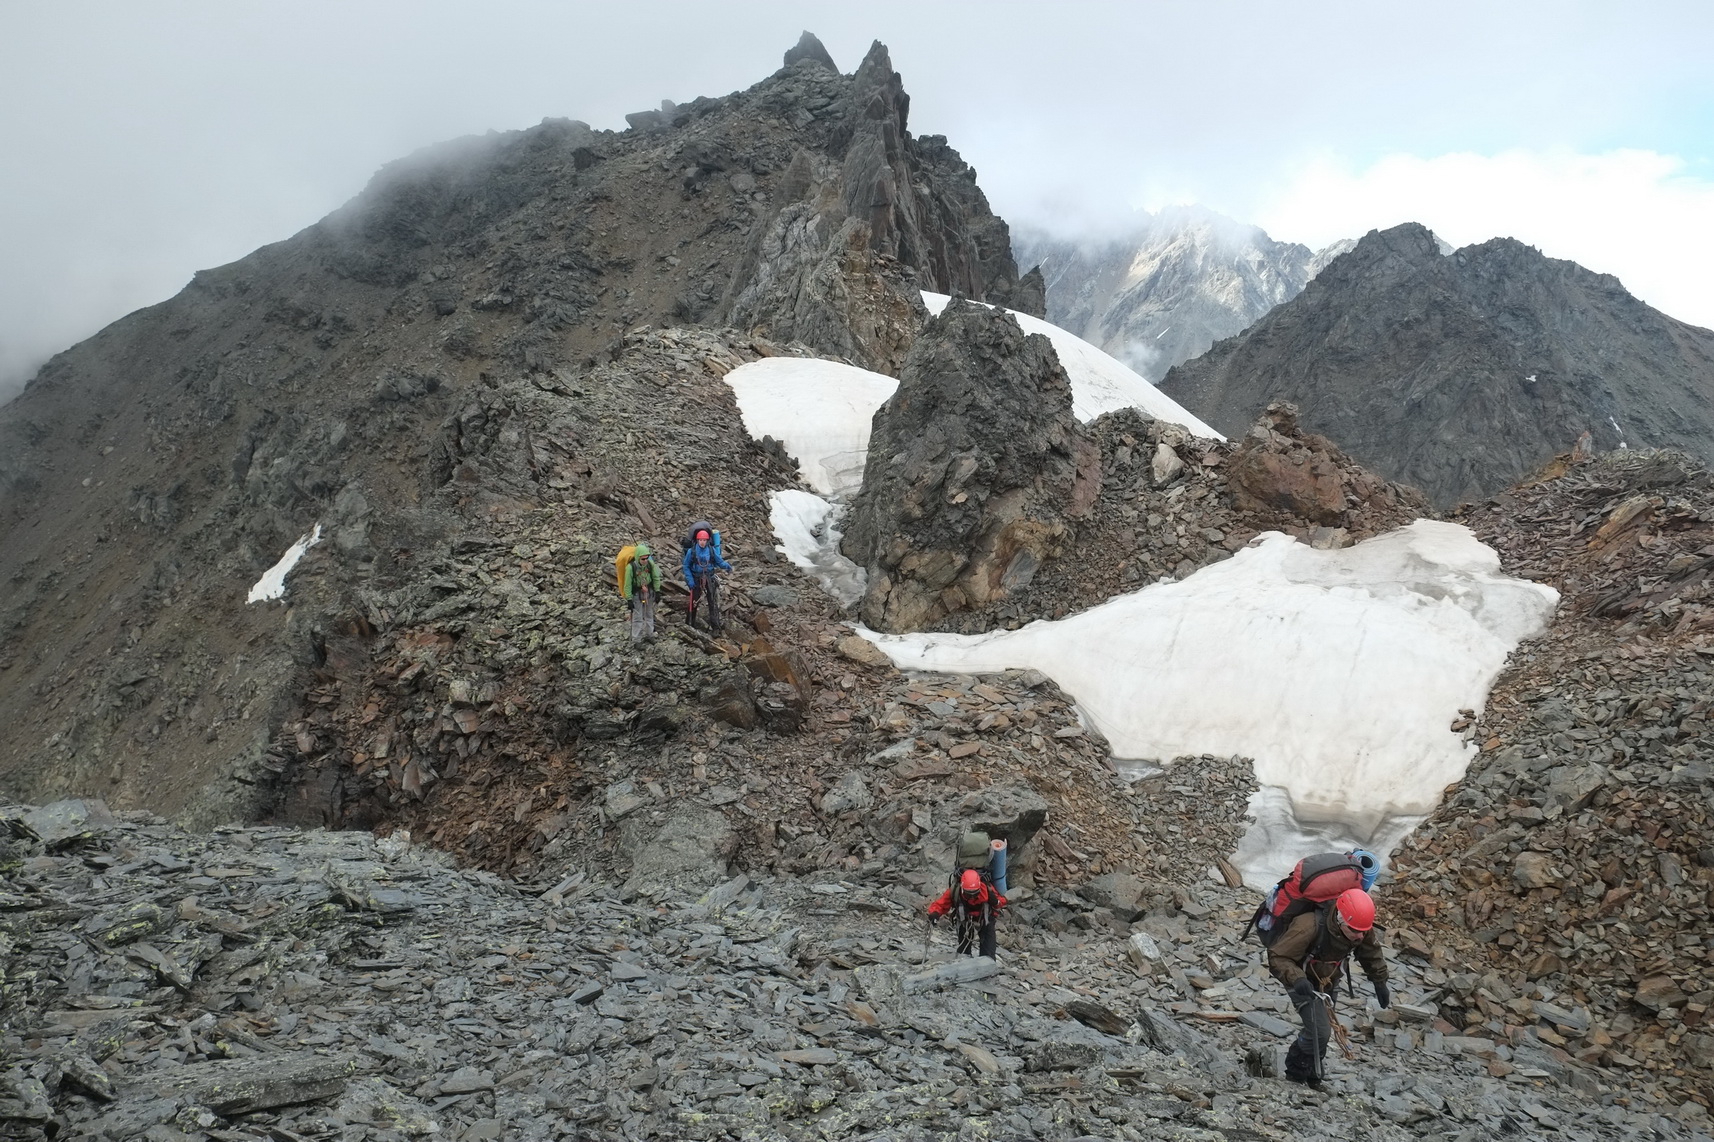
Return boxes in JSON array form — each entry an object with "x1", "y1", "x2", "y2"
[{"x1": 956, "y1": 830, "x2": 993, "y2": 873}]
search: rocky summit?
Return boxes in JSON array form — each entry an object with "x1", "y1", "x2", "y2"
[
  {"x1": 2, "y1": 29, "x2": 1713, "y2": 1142},
  {"x1": 1159, "y1": 222, "x2": 1714, "y2": 508}
]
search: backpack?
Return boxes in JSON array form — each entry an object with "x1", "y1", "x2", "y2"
[
  {"x1": 616, "y1": 546, "x2": 657, "y2": 597},
  {"x1": 683, "y1": 520, "x2": 723, "y2": 561},
  {"x1": 956, "y1": 830, "x2": 993, "y2": 873},
  {"x1": 614, "y1": 545, "x2": 637, "y2": 597},
  {"x1": 1243, "y1": 851, "x2": 1371, "y2": 948},
  {"x1": 948, "y1": 831, "x2": 997, "y2": 892}
]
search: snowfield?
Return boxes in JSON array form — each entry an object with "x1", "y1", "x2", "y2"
[
  {"x1": 768, "y1": 490, "x2": 866, "y2": 607},
  {"x1": 850, "y1": 521, "x2": 1558, "y2": 882},
  {"x1": 732, "y1": 310, "x2": 1550, "y2": 880},
  {"x1": 723, "y1": 357, "x2": 898, "y2": 498}
]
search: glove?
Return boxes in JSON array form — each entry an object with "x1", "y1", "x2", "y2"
[
  {"x1": 626, "y1": 598, "x2": 634, "y2": 610},
  {"x1": 1289, "y1": 978, "x2": 1315, "y2": 1002},
  {"x1": 1374, "y1": 981, "x2": 1391, "y2": 1009}
]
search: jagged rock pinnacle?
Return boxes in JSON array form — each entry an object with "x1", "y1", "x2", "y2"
[{"x1": 783, "y1": 30, "x2": 837, "y2": 71}]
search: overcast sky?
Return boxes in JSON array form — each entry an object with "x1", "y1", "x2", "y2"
[{"x1": 4, "y1": 1, "x2": 1712, "y2": 402}]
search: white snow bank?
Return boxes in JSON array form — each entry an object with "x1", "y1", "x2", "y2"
[
  {"x1": 857, "y1": 521, "x2": 1556, "y2": 879},
  {"x1": 769, "y1": 490, "x2": 867, "y2": 607},
  {"x1": 920, "y1": 291, "x2": 1223, "y2": 438},
  {"x1": 247, "y1": 524, "x2": 323, "y2": 603},
  {"x1": 724, "y1": 357, "x2": 898, "y2": 497}
]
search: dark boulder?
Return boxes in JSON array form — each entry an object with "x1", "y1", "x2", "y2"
[{"x1": 842, "y1": 299, "x2": 1100, "y2": 631}]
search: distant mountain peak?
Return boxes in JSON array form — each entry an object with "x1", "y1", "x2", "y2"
[
  {"x1": 1015, "y1": 207, "x2": 1344, "y2": 382},
  {"x1": 1160, "y1": 224, "x2": 1714, "y2": 506}
]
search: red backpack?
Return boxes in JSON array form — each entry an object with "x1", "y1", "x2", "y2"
[{"x1": 1243, "y1": 852, "x2": 1368, "y2": 947}]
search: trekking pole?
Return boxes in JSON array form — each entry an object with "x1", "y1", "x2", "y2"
[{"x1": 1313, "y1": 990, "x2": 1335, "y2": 1082}]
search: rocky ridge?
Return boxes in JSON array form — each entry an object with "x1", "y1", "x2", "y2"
[
  {"x1": 1158, "y1": 222, "x2": 1714, "y2": 508},
  {"x1": 236, "y1": 324, "x2": 1158, "y2": 890},
  {"x1": 0, "y1": 34, "x2": 1037, "y2": 824},
  {"x1": 1391, "y1": 448, "x2": 1714, "y2": 1098},
  {"x1": 905, "y1": 399, "x2": 1431, "y2": 635},
  {"x1": 7, "y1": 774, "x2": 1713, "y2": 1141}
]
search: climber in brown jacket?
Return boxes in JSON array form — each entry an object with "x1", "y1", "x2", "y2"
[{"x1": 1267, "y1": 887, "x2": 1390, "y2": 1085}]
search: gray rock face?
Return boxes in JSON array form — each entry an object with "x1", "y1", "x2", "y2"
[
  {"x1": 731, "y1": 40, "x2": 1040, "y2": 374},
  {"x1": 841, "y1": 300, "x2": 1100, "y2": 632},
  {"x1": 620, "y1": 803, "x2": 738, "y2": 901},
  {"x1": 1389, "y1": 448, "x2": 1714, "y2": 1087},
  {"x1": 1015, "y1": 206, "x2": 1340, "y2": 381},
  {"x1": 1159, "y1": 222, "x2": 1714, "y2": 507}
]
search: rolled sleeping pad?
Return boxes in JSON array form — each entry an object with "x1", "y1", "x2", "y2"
[
  {"x1": 989, "y1": 838, "x2": 1008, "y2": 894},
  {"x1": 1350, "y1": 849, "x2": 1380, "y2": 891}
]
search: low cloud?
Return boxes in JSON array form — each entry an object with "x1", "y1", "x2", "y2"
[
  {"x1": 1255, "y1": 149, "x2": 1714, "y2": 330},
  {"x1": 1113, "y1": 339, "x2": 1165, "y2": 381}
]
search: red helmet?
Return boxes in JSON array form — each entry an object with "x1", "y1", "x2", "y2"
[
  {"x1": 695, "y1": 529, "x2": 711, "y2": 542},
  {"x1": 959, "y1": 869, "x2": 983, "y2": 893},
  {"x1": 1335, "y1": 888, "x2": 1375, "y2": 933}
]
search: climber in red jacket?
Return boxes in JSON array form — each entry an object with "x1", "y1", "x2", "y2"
[{"x1": 928, "y1": 868, "x2": 1008, "y2": 958}]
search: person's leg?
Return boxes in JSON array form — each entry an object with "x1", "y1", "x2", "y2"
[
  {"x1": 707, "y1": 575, "x2": 723, "y2": 631},
  {"x1": 1284, "y1": 988, "x2": 1331, "y2": 1082},
  {"x1": 978, "y1": 918, "x2": 998, "y2": 959},
  {"x1": 640, "y1": 590, "x2": 655, "y2": 639},
  {"x1": 956, "y1": 917, "x2": 975, "y2": 956}
]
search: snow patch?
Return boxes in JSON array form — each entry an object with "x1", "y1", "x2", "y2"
[
  {"x1": 723, "y1": 357, "x2": 897, "y2": 497},
  {"x1": 921, "y1": 292, "x2": 1223, "y2": 438},
  {"x1": 247, "y1": 524, "x2": 323, "y2": 604},
  {"x1": 769, "y1": 490, "x2": 866, "y2": 607},
  {"x1": 856, "y1": 521, "x2": 1557, "y2": 883}
]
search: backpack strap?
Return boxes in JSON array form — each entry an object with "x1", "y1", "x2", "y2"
[{"x1": 1302, "y1": 906, "x2": 1355, "y2": 988}]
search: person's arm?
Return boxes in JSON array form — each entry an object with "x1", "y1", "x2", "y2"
[
  {"x1": 621, "y1": 562, "x2": 633, "y2": 600},
  {"x1": 927, "y1": 888, "x2": 953, "y2": 917},
  {"x1": 1266, "y1": 914, "x2": 1317, "y2": 990},
  {"x1": 682, "y1": 549, "x2": 695, "y2": 585},
  {"x1": 1355, "y1": 929, "x2": 1389, "y2": 987},
  {"x1": 717, "y1": 553, "x2": 734, "y2": 571}
]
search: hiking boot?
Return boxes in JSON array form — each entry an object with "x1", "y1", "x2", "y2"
[{"x1": 1283, "y1": 1072, "x2": 1323, "y2": 1089}]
